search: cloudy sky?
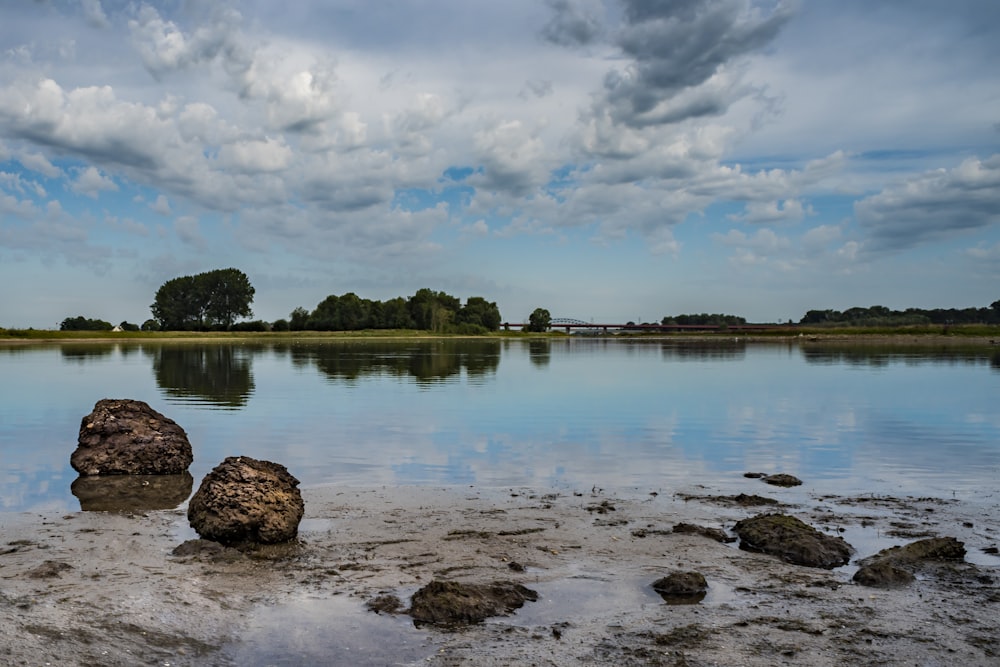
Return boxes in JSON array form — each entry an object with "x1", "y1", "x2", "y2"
[{"x1": 1, "y1": 0, "x2": 998, "y2": 328}]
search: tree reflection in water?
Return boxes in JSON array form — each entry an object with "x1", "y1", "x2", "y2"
[{"x1": 146, "y1": 345, "x2": 255, "y2": 408}]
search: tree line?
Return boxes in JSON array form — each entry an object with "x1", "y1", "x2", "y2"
[
  {"x1": 53, "y1": 266, "x2": 1000, "y2": 333},
  {"x1": 280, "y1": 288, "x2": 501, "y2": 334},
  {"x1": 800, "y1": 302, "x2": 1000, "y2": 327}
]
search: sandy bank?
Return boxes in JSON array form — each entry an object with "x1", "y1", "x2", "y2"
[{"x1": 1, "y1": 483, "x2": 998, "y2": 666}]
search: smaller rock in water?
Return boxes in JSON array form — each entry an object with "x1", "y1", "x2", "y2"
[
  {"x1": 733, "y1": 513, "x2": 853, "y2": 569},
  {"x1": 409, "y1": 580, "x2": 538, "y2": 626},
  {"x1": 651, "y1": 571, "x2": 708, "y2": 604},
  {"x1": 71, "y1": 399, "x2": 193, "y2": 476},
  {"x1": 187, "y1": 456, "x2": 304, "y2": 546},
  {"x1": 762, "y1": 473, "x2": 802, "y2": 487}
]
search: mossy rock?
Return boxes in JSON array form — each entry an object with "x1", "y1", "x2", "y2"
[{"x1": 733, "y1": 513, "x2": 852, "y2": 569}]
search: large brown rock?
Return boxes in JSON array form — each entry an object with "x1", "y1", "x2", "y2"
[
  {"x1": 187, "y1": 456, "x2": 304, "y2": 546},
  {"x1": 71, "y1": 399, "x2": 193, "y2": 476},
  {"x1": 733, "y1": 513, "x2": 853, "y2": 569}
]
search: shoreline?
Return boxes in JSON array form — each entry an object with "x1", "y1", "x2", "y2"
[
  {"x1": 2, "y1": 482, "x2": 998, "y2": 665},
  {"x1": 2, "y1": 331, "x2": 998, "y2": 347}
]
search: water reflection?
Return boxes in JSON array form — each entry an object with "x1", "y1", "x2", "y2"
[
  {"x1": 801, "y1": 344, "x2": 1000, "y2": 370},
  {"x1": 146, "y1": 346, "x2": 255, "y2": 408},
  {"x1": 528, "y1": 340, "x2": 551, "y2": 367},
  {"x1": 659, "y1": 341, "x2": 746, "y2": 361},
  {"x1": 71, "y1": 473, "x2": 194, "y2": 511},
  {"x1": 1, "y1": 339, "x2": 999, "y2": 513},
  {"x1": 288, "y1": 340, "x2": 501, "y2": 385},
  {"x1": 60, "y1": 344, "x2": 116, "y2": 362}
]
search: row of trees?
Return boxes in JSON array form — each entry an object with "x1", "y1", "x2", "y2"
[
  {"x1": 800, "y1": 302, "x2": 1000, "y2": 326},
  {"x1": 660, "y1": 313, "x2": 747, "y2": 326},
  {"x1": 281, "y1": 288, "x2": 502, "y2": 334},
  {"x1": 150, "y1": 268, "x2": 255, "y2": 331}
]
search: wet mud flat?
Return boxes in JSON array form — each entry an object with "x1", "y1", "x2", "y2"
[{"x1": 1, "y1": 484, "x2": 998, "y2": 666}]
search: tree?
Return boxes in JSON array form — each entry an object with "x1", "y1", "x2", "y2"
[
  {"x1": 289, "y1": 307, "x2": 310, "y2": 331},
  {"x1": 458, "y1": 297, "x2": 502, "y2": 331},
  {"x1": 151, "y1": 268, "x2": 254, "y2": 330},
  {"x1": 150, "y1": 275, "x2": 203, "y2": 330},
  {"x1": 60, "y1": 316, "x2": 113, "y2": 331},
  {"x1": 525, "y1": 308, "x2": 551, "y2": 333},
  {"x1": 408, "y1": 288, "x2": 461, "y2": 332},
  {"x1": 201, "y1": 268, "x2": 254, "y2": 330}
]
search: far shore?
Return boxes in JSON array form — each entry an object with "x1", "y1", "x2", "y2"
[{"x1": 2, "y1": 325, "x2": 999, "y2": 347}]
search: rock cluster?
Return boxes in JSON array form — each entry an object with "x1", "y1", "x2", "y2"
[
  {"x1": 853, "y1": 536, "x2": 966, "y2": 588},
  {"x1": 71, "y1": 399, "x2": 193, "y2": 476}
]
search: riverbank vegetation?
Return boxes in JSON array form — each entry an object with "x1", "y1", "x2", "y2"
[{"x1": 6, "y1": 264, "x2": 999, "y2": 339}]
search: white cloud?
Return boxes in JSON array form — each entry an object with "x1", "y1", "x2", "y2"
[
  {"x1": 855, "y1": 154, "x2": 1000, "y2": 251},
  {"x1": 70, "y1": 165, "x2": 118, "y2": 198},
  {"x1": 150, "y1": 194, "x2": 170, "y2": 215},
  {"x1": 18, "y1": 152, "x2": 62, "y2": 178},
  {"x1": 468, "y1": 120, "x2": 549, "y2": 197},
  {"x1": 727, "y1": 198, "x2": 813, "y2": 224},
  {"x1": 218, "y1": 137, "x2": 293, "y2": 173},
  {"x1": 81, "y1": 0, "x2": 110, "y2": 29},
  {"x1": 174, "y1": 215, "x2": 205, "y2": 248}
]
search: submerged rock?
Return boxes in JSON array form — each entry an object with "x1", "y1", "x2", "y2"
[
  {"x1": 187, "y1": 456, "x2": 304, "y2": 546},
  {"x1": 853, "y1": 536, "x2": 966, "y2": 588},
  {"x1": 733, "y1": 513, "x2": 853, "y2": 569},
  {"x1": 651, "y1": 571, "x2": 708, "y2": 604},
  {"x1": 762, "y1": 474, "x2": 803, "y2": 487},
  {"x1": 71, "y1": 399, "x2": 193, "y2": 476},
  {"x1": 409, "y1": 580, "x2": 538, "y2": 626}
]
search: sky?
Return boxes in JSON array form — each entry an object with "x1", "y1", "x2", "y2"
[{"x1": 1, "y1": 0, "x2": 999, "y2": 328}]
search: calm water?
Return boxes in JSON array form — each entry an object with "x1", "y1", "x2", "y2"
[{"x1": 1, "y1": 338, "x2": 999, "y2": 513}]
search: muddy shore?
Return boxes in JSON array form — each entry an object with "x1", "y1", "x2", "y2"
[{"x1": 1, "y1": 481, "x2": 998, "y2": 666}]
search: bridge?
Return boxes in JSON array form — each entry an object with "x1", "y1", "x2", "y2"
[{"x1": 502, "y1": 318, "x2": 786, "y2": 333}]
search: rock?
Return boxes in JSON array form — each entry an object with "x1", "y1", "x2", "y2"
[
  {"x1": 187, "y1": 456, "x2": 304, "y2": 546},
  {"x1": 71, "y1": 473, "x2": 193, "y2": 512},
  {"x1": 852, "y1": 560, "x2": 915, "y2": 588},
  {"x1": 367, "y1": 594, "x2": 403, "y2": 615},
  {"x1": 762, "y1": 473, "x2": 802, "y2": 487},
  {"x1": 409, "y1": 580, "x2": 538, "y2": 626},
  {"x1": 733, "y1": 513, "x2": 853, "y2": 569},
  {"x1": 71, "y1": 399, "x2": 193, "y2": 476},
  {"x1": 651, "y1": 571, "x2": 708, "y2": 604},
  {"x1": 853, "y1": 537, "x2": 966, "y2": 588},
  {"x1": 672, "y1": 523, "x2": 736, "y2": 543}
]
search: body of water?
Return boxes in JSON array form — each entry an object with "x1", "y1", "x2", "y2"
[{"x1": 1, "y1": 338, "x2": 998, "y2": 513}]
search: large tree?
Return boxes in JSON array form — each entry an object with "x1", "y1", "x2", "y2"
[
  {"x1": 526, "y1": 308, "x2": 551, "y2": 333},
  {"x1": 151, "y1": 268, "x2": 254, "y2": 331}
]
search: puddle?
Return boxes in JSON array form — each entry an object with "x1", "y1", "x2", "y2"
[
  {"x1": 221, "y1": 594, "x2": 437, "y2": 666},
  {"x1": 495, "y1": 571, "x2": 739, "y2": 628}
]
